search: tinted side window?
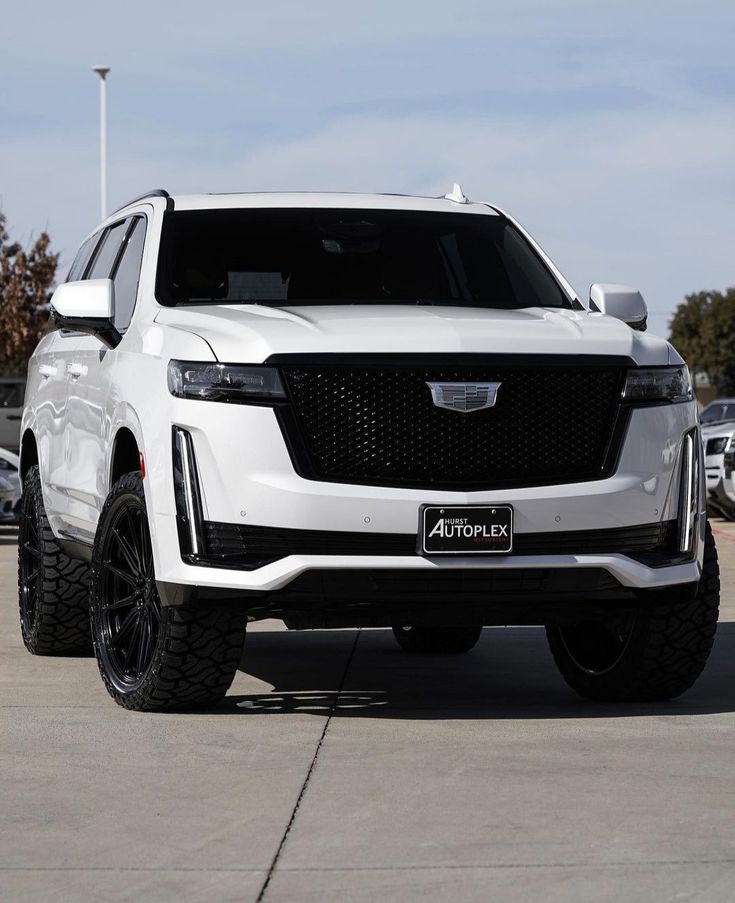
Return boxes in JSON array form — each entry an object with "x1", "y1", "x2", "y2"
[
  {"x1": 66, "y1": 234, "x2": 100, "y2": 282},
  {"x1": 87, "y1": 219, "x2": 130, "y2": 280},
  {"x1": 111, "y1": 218, "x2": 146, "y2": 331}
]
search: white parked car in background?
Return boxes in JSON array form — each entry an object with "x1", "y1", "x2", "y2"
[
  {"x1": 0, "y1": 448, "x2": 21, "y2": 524},
  {"x1": 700, "y1": 397, "x2": 735, "y2": 427},
  {"x1": 17, "y1": 188, "x2": 719, "y2": 711},
  {"x1": 702, "y1": 420, "x2": 735, "y2": 519}
]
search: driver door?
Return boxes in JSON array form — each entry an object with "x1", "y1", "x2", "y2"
[{"x1": 63, "y1": 215, "x2": 146, "y2": 541}]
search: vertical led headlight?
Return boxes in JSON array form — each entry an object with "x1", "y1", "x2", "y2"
[
  {"x1": 172, "y1": 427, "x2": 204, "y2": 560},
  {"x1": 678, "y1": 430, "x2": 700, "y2": 555}
]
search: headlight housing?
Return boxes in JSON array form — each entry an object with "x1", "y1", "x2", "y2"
[
  {"x1": 706, "y1": 436, "x2": 730, "y2": 456},
  {"x1": 622, "y1": 366, "x2": 692, "y2": 404},
  {"x1": 168, "y1": 360, "x2": 286, "y2": 404}
]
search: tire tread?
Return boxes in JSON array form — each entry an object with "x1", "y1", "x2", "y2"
[
  {"x1": 18, "y1": 466, "x2": 92, "y2": 655},
  {"x1": 546, "y1": 520, "x2": 720, "y2": 702},
  {"x1": 90, "y1": 472, "x2": 246, "y2": 711}
]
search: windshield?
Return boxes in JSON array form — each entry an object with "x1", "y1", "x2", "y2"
[
  {"x1": 156, "y1": 208, "x2": 574, "y2": 310},
  {"x1": 700, "y1": 402, "x2": 735, "y2": 424}
]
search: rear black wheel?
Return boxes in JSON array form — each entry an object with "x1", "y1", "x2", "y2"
[
  {"x1": 90, "y1": 472, "x2": 246, "y2": 711},
  {"x1": 392, "y1": 624, "x2": 483, "y2": 654},
  {"x1": 546, "y1": 520, "x2": 720, "y2": 701},
  {"x1": 18, "y1": 465, "x2": 92, "y2": 655}
]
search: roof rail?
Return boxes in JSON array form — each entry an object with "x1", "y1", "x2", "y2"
[{"x1": 111, "y1": 189, "x2": 173, "y2": 214}]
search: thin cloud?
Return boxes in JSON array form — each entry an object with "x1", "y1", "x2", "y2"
[{"x1": 1, "y1": 0, "x2": 733, "y2": 338}]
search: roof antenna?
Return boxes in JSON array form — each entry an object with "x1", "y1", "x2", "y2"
[{"x1": 444, "y1": 183, "x2": 469, "y2": 204}]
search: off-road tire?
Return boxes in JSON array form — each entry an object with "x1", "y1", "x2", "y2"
[
  {"x1": 392, "y1": 624, "x2": 483, "y2": 654},
  {"x1": 18, "y1": 465, "x2": 92, "y2": 655},
  {"x1": 90, "y1": 472, "x2": 246, "y2": 711},
  {"x1": 546, "y1": 520, "x2": 720, "y2": 701}
]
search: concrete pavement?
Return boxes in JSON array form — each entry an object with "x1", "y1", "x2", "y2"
[{"x1": 1, "y1": 522, "x2": 734, "y2": 902}]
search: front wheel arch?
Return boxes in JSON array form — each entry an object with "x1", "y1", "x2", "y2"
[{"x1": 109, "y1": 426, "x2": 141, "y2": 487}]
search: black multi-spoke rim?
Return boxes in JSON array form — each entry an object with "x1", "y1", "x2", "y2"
[
  {"x1": 19, "y1": 501, "x2": 42, "y2": 637},
  {"x1": 98, "y1": 503, "x2": 160, "y2": 689},
  {"x1": 559, "y1": 612, "x2": 637, "y2": 676}
]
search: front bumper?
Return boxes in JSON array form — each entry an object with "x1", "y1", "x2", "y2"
[
  {"x1": 155, "y1": 543, "x2": 702, "y2": 595},
  {"x1": 145, "y1": 397, "x2": 702, "y2": 598}
]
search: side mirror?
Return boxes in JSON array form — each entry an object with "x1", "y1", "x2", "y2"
[
  {"x1": 50, "y1": 279, "x2": 121, "y2": 348},
  {"x1": 589, "y1": 283, "x2": 647, "y2": 331}
]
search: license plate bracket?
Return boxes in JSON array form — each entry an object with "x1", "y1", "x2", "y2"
[{"x1": 420, "y1": 505, "x2": 513, "y2": 555}]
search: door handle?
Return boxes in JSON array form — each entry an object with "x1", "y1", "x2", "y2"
[
  {"x1": 7, "y1": 415, "x2": 21, "y2": 421},
  {"x1": 39, "y1": 364, "x2": 57, "y2": 379},
  {"x1": 67, "y1": 363, "x2": 87, "y2": 379}
]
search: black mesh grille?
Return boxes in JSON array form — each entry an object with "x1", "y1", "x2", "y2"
[
  {"x1": 280, "y1": 362, "x2": 625, "y2": 489},
  {"x1": 202, "y1": 520, "x2": 678, "y2": 570}
]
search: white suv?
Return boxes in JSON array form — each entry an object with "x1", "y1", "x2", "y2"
[{"x1": 18, "y1": 188, "x2": 719, "y2": 710}]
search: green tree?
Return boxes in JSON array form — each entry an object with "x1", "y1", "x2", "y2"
[
  {"x1": 669, "y1": 288, "x2": 735, "y2": 393},
  {"x1": 0, "y1": 212, "x2": 58, "y2": 375}
]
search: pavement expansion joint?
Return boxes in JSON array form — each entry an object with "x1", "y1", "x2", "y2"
[{"x1": 255, "y1": 629, "x2": 362, "y2": 902}]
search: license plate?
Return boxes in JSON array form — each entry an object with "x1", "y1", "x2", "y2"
[{"x1": 420, "y1": 505, "x2": 513, "y2": 555}]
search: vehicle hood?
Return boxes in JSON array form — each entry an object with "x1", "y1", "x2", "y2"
[
  {"x1": 154, "y1": 304, "x2": 672, "y2": 365},
  {"x1": 701, "y1": 421, "x2": 735, "y2": 441}
]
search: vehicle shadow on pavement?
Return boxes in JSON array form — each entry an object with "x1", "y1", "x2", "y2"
[
  {"x1": 226, "y1": 622, "x2": 735, "y2": 720},
  {"x1": 0, "y1": 526, "x2": 18, "y2": 546}
]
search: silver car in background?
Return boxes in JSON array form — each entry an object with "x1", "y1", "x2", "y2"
[
  {"x1": 0, "y1": 448, "x2": 21, "y2": 525},
  {"x1": 0, "y1": 378, "x2": 24, "y2": 453}
]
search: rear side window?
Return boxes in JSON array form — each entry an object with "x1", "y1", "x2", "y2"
[
  {"x1": 111, "y1": 217, "x2": 146, "y2": 331},
  {"x1": 66, "y1": 234, "x2": 100, "y2": 282},
  {"x1": 701, "y1": 403, "x2": 727, "y2": 424}
]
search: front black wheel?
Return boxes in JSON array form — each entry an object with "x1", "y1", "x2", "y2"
[
  {"x1": 90, "y1": 472, "x2": 246, "y2": 711},
  {"x1": 392, "y1": 624, "x2": 483, "y2": 654},
  {"x1": 546, "y1": 520, "x2": 720, "y2": 702},
  {"x1": 18, "y1": 465, "x2": 92, "y2": 655}
]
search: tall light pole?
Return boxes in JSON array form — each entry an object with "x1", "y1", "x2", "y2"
[{"x1": 92, "y1": 66, "x2": 110, "y2": 220}]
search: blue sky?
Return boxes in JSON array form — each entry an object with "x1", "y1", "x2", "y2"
[{"x1": 1, "y1": 0, "x2": 733, "y2": 337}]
